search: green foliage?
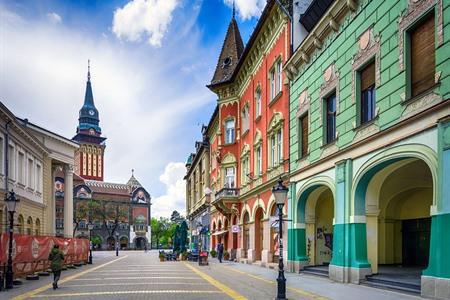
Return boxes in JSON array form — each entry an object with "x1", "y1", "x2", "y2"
[
  {"x1": 90, "y1": 235, "x2": 102, "y2": 246},
  {"x1": 210, "y1": 249, "x2": 217, "y2": 258},
  {"x1": 151, "y1": 217, "x2": 178, "y2": 249}
]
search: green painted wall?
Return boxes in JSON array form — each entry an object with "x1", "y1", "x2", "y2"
[{"x1": 289, "y1": 0, "x2": 450, "y2": 169}]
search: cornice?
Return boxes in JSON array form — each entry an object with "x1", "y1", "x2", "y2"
[{"x1": 284, "y1": 0, "x2": 357, "y2": 80}]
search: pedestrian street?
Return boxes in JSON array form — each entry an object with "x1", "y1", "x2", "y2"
[{"x1": 2, "y1": 251, "x2": 422, "y2": 300}]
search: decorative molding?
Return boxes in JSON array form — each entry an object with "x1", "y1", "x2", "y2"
[
  {"x1": 319, "y1": 142, "x2": 339, "y2": 161},
  {"x1": 401, "y1": 91, "x2": 442, "y2": 120},
  {"x1": 319, "y1": 64, "x2": 340, "y2": 126},
  {"x1": 296, "y1": 90, "x2": 310, "y2": 117},
  {"x1": 351, "y1": 27, "x2": 381, "y2": 103},
  {"x1": 352, "y1": 121, "x2": 380, "y2": 144},
  {"x1": 398, "y1": 0, "x2": 443, "y2": 70}
]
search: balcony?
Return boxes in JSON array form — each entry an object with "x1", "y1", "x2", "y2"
[{"x1": 214, "y1": 188, "x2": 239, "y2": 200}]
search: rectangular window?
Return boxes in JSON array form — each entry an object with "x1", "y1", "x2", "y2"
[
  {"x1": 8, "y1": 145, "x2": 14, "y2": 180},
  {"x1": 18, "y1": 152, "x2": 25, "y2": 184},
  {"x1": 410, "y1": 13, "x2": 435, "y2": 97},
  {"x1": 36, "y1": 163, "x2": 42, "y2": 192},
  {"x1": 270, "y1": 69, "x2": 276, "y2": 100},
  {"x1": 255, "y1": 89, "x2": 262, "y2": 118},
  {"x1": 325, "y1": 93, "x2": 337, "y2": 144},
  {"x1": 225, "y1": 167, "x2": 235, "y2": 188},
  {"x1": 241, "y1": 106, "x2": 249, "y2": 133},
  {"x1": 298, "y1": 114, "x2": 308, "y2": 158},
  {"x1": 0, "y1": 138, "x2": 3, "y2": 174},
  {"x1": 277, "y1": 129, "x2": 282, "y2": 163},
  {"x1": 360, "y1": 61, "x2": 376, "y2": 124},
  {"x1": 28, "y1": 158, "x2": 34, "y2": 189},
  {"x1": 255, "y1": 146, "x2": 262, "y2": 175},
  {"x1": 270, "y1": 135, "x2": 276, "y2": 167},
  {"x1": 277, "y1": 61, "x2": 283, "y2": 94},
  {"x1": 225, "y1": 119, "x2": 235, "y2": 144}
]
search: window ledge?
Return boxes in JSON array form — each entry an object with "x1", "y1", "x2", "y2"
[
  {"x1": 321, "y1": 138, "x2": 338, "y2": 149},
  {"x1": 296, "y1": 153, "x2": 310, "y2": 162},
  {"x1": 403, "y1": 83, "x2": 440, "y2": 105},
  {"x1": 353, "y1": 116, "x2": 379, "y2": 132},
  {"x1": 241, "y1": 129, "x2": 249, "y2": 138},
  {"x1": 223, "y1": 141, "x2": 236, "y2": 146},
  {"x1": 255, "y1": 115, "x2": 262, "y2": 122},
  {"x1": 269, "y1": 91, "x2": 283, "y2": 107}
]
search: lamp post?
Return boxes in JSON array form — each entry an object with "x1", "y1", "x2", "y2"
[
  {"x1": 272, "y1": 177, "x2": 288, "y2": 300},
  {"x1": 115, "y1": 231, "x2": 119, "y2": 256},
  {"x1": 88, "y1": 222, "x2": 94, "y2": 264},
  {"x1": 5, "y1": 190, "x2": 20, "y2": 289}
]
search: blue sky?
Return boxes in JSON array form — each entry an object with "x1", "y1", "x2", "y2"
[{"x1": 0, "y1": 0, "x2": 263, "y2": 218}]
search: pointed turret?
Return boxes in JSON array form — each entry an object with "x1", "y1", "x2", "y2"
[
  {"x1": 72, "y1": 60, "x2": 106, "y2": 145},
  {"x1": 127, "y1": 169, "x2": 142, "y2": 190},
  {"x1": 209, "y1": 10, "x2": 244, "y2": 87}
]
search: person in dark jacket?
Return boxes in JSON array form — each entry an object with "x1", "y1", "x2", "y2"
[
  {"x1": 217, "y1": 243, "x2": 224, "y2": 263},
  {"x1": 48, "y1": 244, "x2": 64, "y2": 289}
]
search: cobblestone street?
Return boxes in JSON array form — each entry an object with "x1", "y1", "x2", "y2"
[{"x1": 1, "y1": 251, "x2": 423, "y2": 300}]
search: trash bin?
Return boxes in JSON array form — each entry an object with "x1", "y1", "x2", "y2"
[{"x1": 198, "y1": 251, "x2": 208, "y2": 266}]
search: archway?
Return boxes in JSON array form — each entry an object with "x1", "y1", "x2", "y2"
[
  {"x1": 360, "y1": 158, "x2": 433, "y2": 288},
  {"x1": 269, "y1": 204, "x2": 279, "y2": 263},
  {"x1": 224, "y1": 218, "x2": 229, "y2": 250},
  {"x1": 242, "y1": 212, "x2": 250, "y2": 258},
  {"x1": 17, "y1": 215, "x2": 24, "y2": 234},
  {"x1": 26, "y1": 216, "x2": 33, "y2": 235},
  {"x1": 35, "y1": 219, "x2": 41, "y2": 236},
  {"x1": 254, "y1": 207, "x2": 264, "y2": 261},
  {"x1": 135, "y1": 237, "x2": 147, "y2": 249},
  {"x1": 211, "y1": 221, "x2": 217, "y2": 251},
  {"x1": 120, "y1": 236, "x2": 129, "y2": 249},
  {"x1": 106, "y1": 236, "x2": 115, "y2": 250},
  {"x1": 217, "y1": 220, "x2": 223, "y2": 245}
]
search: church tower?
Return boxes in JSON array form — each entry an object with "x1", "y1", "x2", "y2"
[{"x1": 72, "y1": 61, "x2": 106, "y2": 181}]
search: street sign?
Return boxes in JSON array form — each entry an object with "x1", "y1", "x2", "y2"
[{"x1": 231, "y1": 225, "x2": 240, "y2": 233}]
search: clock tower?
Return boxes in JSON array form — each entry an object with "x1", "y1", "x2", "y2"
[{"x1": 72, "y1": 61, "x2": 106, "y2": 181}]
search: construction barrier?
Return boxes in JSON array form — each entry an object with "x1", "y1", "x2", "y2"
[{"x1": 0, "y1": 233, "x2": 89, "y2": 278}]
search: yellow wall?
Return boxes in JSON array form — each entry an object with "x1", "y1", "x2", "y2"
[{"x1": 315, "y1": 189, "x2": 333, "y2": 265}]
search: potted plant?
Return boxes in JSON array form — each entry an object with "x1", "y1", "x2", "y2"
[
  {"x1": 181, "y1": 251, "x2": 188, "y2": 261},
  {"x1": 210, "y1": 249, "x2": 217, "y2": 258},
  {"x1": 159, "y1": 252, "x2": 165, "y2": 262},
  {"x1": 223, "y1": 250, "x2": 230, "y2": 261}
]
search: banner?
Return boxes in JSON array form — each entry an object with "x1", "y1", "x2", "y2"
[{"x1": 0, "y1": 233, "x2": 89, "y2": 278}]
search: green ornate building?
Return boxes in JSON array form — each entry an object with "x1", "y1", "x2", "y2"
[{"x1": 285, "y1": 0, "x2": 450, "y2": 298}]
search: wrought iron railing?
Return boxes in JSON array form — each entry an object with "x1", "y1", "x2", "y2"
[{"x1": 215, "y1": 188, "x2": 239, "y2": 199}]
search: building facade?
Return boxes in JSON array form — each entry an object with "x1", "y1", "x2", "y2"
[
  {"x1": 69, "y1": 64, "x2": 151, "y2": 249},
  {"x1": 285, "y1": 0, "x2": 450, "y2": 298},
  {"x1": 206, "y1": 1, "x2": 292, "y2": 265},
  {"x1": 0, "y1": 102, "x2": 78, "y2": 238}
]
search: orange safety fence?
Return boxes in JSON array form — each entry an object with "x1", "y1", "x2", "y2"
[{"x1": 0, "y1": 233, "x2": 89, "y2": 278}]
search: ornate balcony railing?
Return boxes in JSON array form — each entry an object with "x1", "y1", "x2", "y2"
[{"x1": 214, "y1": 188, "x2": 239, "y2": 200}]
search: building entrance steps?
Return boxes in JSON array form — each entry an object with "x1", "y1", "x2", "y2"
[
  {"x1": 364, "y1": 265, "x2": 422, "y2": 294},
  {"x1": 302, "y1": 265, "x2": 329, "y2": 277}
]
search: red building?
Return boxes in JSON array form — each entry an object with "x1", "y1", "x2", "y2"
[{"x1": 207, "y1": 1, "x2": 291, "y2": 265}]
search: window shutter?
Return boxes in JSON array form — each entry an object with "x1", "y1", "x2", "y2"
[
  {"x1": 411, "y1": 13, "x2": 435, "y2": 97},
  {"x1": 361, "y1": 62, "x2": 375, "y2": 91},
  {"x1": 301, "y1": 114, "x2": 308, "y2": 157}
]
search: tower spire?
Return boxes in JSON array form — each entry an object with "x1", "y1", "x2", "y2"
[
  {"x1": 232, "y1": 0, "x2": 236, "y2": 19},
  {"x1": 87, "y1": 59, "x2": 91, "y2": 82}
]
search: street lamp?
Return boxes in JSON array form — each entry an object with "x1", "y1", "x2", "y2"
[
  {"x1": 115, "y1": 231, "x2": 119, "y2": 256},
  {"x1": 272, "y1": 177, "x2": 288, "y2": 300},
  {"x1": 88, "y1": 222, "x2": 94, "y2": 264},
  {"x1": 5, "y1": 190, "x2": 20, "y2": 289}
]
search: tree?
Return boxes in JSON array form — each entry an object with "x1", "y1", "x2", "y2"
[
  {"x1": 95, "y1": 201, "x2": 129, "y2": 240},
  {"x1": 73, "y1": 199, "x2": 101, "y2": 236},
  {"x1": 180, "y1": 220, "x2": 188, "y2": 252}
]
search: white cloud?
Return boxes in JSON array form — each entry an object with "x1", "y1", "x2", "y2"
[
  {"x1": 47, "y1": 12, "x2": 62, "y2": 24},
  {"x1": 0, "y1": 5, "x2": 216, "y2": 219},
  {"x1": 224, "y1": 0, "x2": 265, "y2": 20},
  {"x1": 112, "y1": 0, "x2": 178, "y2": 47},
  {"x1": 152, "y1": 162, "x2": 186, "y2": 218}
]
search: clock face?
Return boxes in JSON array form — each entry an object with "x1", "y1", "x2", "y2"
[{"x1": 89, "y1": 110, "x2": 95, "y2": 116}]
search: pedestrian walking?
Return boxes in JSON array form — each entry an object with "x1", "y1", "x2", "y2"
[
  {"x1": 217, "y1": 242, "x2": 224, "y2": 263},
  {"x1": 48, "y1": 244, "x2": 64, "y2": 290},
  {"x1": 144, "y1": 244, "x2": 147, "y2": 253}
]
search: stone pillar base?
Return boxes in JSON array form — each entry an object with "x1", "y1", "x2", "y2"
[
  {"x1": 329, "y1": 265, "x2": 372, "y2": 284},
  {"x1": 247, "y1": 249, "x2": 256, "y2": 263},
  {"x1": 421, "y1": 275, "x2": 450, "y2": 300},
  {"x1": 261, "y1": 249, "x2": 270, "y2": 265},
  {"x1": 287, "y1": 260, "x2": 309, "y2": 273}
]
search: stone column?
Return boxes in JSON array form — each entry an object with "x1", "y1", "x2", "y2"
[
  {"x1": 261, "y1": 220, "x2": 271, "y2": 264},
  {"x1": 50, "y1": 164, "x2": 57, "y2": 236},
  {"x1": 64, "y1": 164, "x2": 74, "y2": 237}
]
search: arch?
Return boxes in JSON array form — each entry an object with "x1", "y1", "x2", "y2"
[
  {"x1": 251, "y1": 198, "x2": 266, "y2": 222},
  {"x1": 239, "y1": 203, "x2": 252, "y2": 224},
  {"x1": 268, "y1": 112, "x2": 284, "y2": 132},
  {"x1": 254, "y1": 130, "x2": 262, "y2": 145},
  {"x1": 35, "y1": 218, "x2": 41, "y2": 236},
  {"x1": 266, "y1": 194, "x2": 287, "y2": 218},
  {"x1": 294, "y1": 176, "x2": 336, "y2": 224},
  {"x1": 240, "y1": 144, "x2": 250, "y2": 157},
  {"x1": 222, "y1": 153, "x2": 237, "y2": 164},
  {"x1": 17, "y1": 214, "x2": 24, "y2": 234},
  {"x1": 352, "y1": 144, "x2": 438, "y2": 217},
  {"x1": 26, "y1": 216, "x2": 33, "y2": 235}
]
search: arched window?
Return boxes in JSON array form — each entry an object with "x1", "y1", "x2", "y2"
[
  {"x1": 35, "y1": 218, "x2": 41, "y2": 236},
  {"x1": 18, "y1": 215, "x2": 24, "y2": 234},
  {"x1": 27, "y1": 216, "x2": 33, "y2": 235}
]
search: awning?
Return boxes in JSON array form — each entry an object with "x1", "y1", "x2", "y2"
[{"x1": 212, "y1": 230, "x2": 228, "y2": 236}]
